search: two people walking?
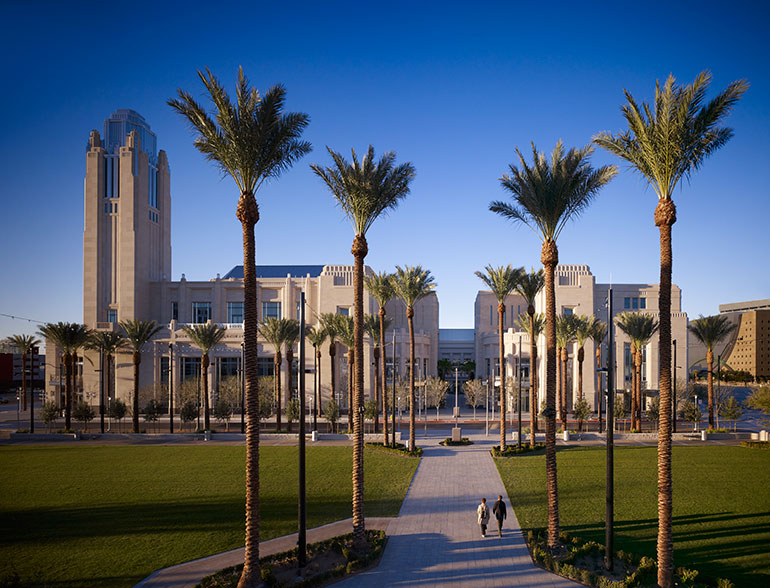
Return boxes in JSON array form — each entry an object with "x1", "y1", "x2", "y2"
[{"x1": 477, "y1": 495, "x2": 507, "y2": 537}]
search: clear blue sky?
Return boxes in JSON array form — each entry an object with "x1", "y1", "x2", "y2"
[{"x1": 1, "y1": 1, "x2": 768, "y2": 344}]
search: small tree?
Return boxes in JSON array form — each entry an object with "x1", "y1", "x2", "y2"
[
  {"x1": 109, "y1": 399, "x2": 127, "y2": 433},
  {"x1": 463, "y1": 379, "x2": 484, "y2": 420},
  {"x1": 572, "y1": 398, "x2": 591, "y2": 432},
  {"x1": 218, "y1": 376, "x2": 241, "y2": 408},
  {"x1": 286, "y1": 398, "x2": 300, "y2": 433},
  {"x1": 681, "y1": 401, "x2": 702, "y2": 432},
  {"x1": 324, "y1": 399, "x2": 340, "y2": 433},
  {"x1": 614, "y1": 399, "x2": 627, "y2": 433},
  {"x1": 180, "y1": 401, "x2": 198, "y2": 432},
  {"x1": 144, "y1": 399, "x2": 161, "y2": 433},
  {"x1": 364, "y1": 399, "x2": 378, "y2": 432},
  {"x1": 258, "y1": 376, "x2": 275, "y2": 422},
  {"x1": 746, "y1": 384, "x2": 770, "y2": 427},
  {"x1": 214, "y1": 399, "x2": 234, "y2": 431},
  {"x1": 646, "y1": 397, "x2": 661, "y2": 430},
  {"x1": 42, "y1": 401, "x2": 59, "y2": 432},
  {"x1": 73, "y1": 400, "x2": 95, "y2": 432},
  {"x1": 720, "y1": 396, "x2": 743, "y2": 432},
  {"x1": 425, "y1": 376, "x2": 450, "y2": 420}
]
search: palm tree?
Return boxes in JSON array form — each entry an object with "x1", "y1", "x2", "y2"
[
  {"x1": 616, "y1": 312, "x2": 659, "y2": 431},
  {"x1": 282, "y1": 319, "x2": 300, "y2": 423},
  {"x1": 6, "y1": 334, "x2": 40, "y2": 413},
  {"x1": 475, "y1": 265, "x2": 524, "y2": 451},
  {"x1": 312, "y1": 146, "x2": 414, "y2": 548},
  {"x1": 169, "y1": 67, "x2": 310, "y2": 588},
  {"x1": 335, "y1": 314, "x2": 356, "y2": 432},
  {"x1": 85, "y1": 331, "x2": 128, "y2": 433},
  {"x1": 258, "y1": 317, "x2": 289, "y2": 432},
  {"x1": 182, "y1": 323, "x2": 227, "y2": 430},
  {"x1": 575, "y1": 315, "x2": 602, "y2": 402},
  {"x1": 491, "y1": 141, "x2": 616, "y2": 549},
  {"x1": 305, "y1": 325, "x2": 327, "y2": 427},
  {"x1": 556, "y1": 314, "x2": 577, "y2": 431},
  {"x1": 517, "y1": 312, "x2": 544, "y2": 446},
  {"x1": 390, "y1": 265, "x2": 436, "y2": 452},
  {"x1": 119, "y1": 319, "x2": 162, "y2": 433},
  {"x1": 365, "y1": 271, "x2": 397, "y2": 441},
  {"x1": 364, "y1": 313, "x2": 391, "y2": 442},
  {"x1": 594, "y1": 71, "x2": 747, "y2": 587},
  {"x1": 39, "y1": 322, "x2": 91, "y2": 431},
  {"x1": 587, "y1": 319, "x2": 607, "y2": 420},
  {"x1": 515, "y1": 268, "x2": 545, "y2": 440},
  {"x1": 319, "y1": 313, "x2": 340, "y2": 412},
  {"x1": 688, "y1": 315, "x2": 736, "y2": 429}
]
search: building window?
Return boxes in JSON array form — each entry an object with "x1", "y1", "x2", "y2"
[
  {"x1": 297, "y1": 301, "x2": 302, "y2": 320},
  {"x1": 639, "y1": 297, "x2": 646, "y2": 309},
  {"x1": 160, "y1": 356, "x2": 170, "y2": 387},
  {"x1": 192, "y1": 302, "x2": 211, "y2": 323},
  {"x1": 219, "y1": 357, "x2": 241, "y2": 379},
  {"x1": 107, "y1": 309, "x2": 117, "y2": 323},
  {"x1": 562, "y1": 307, "x2": 573, "y2": 316},
  {"x1": 624, "y1": 297, "x2": 631, "y2": 309},
  {"x1": 262, "y1": 301, "x2": 281, "y2": 319},
  {"x1": 624, "y1": 297, "x2": 646, "y2": 310},
  {"x1": 171, "y1": 302, "x2": 178, "y2": 321},
  {"x1": 624, "y1": 342, "x2": 633, "y2": 384},
  {"x1": 182, "y1": 357, "x2": 201, "y2": 381},
  {"x1": 227, "y1": 302, "x2": 244, "y2": 324},
  {"x1": 258, "y1": 357, "x2": 274, "y2": 377},
  {"x1": 337, "y1": 306, "x2": 349, "y2": 316}
]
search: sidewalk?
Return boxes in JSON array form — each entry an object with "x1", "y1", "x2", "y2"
[{"x1": 334, "y1": 432, "x2": 579, "y2": 587}]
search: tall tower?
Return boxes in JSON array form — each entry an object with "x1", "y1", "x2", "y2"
[{"x1": 83, "y1": 109, "x2": 171, "y2": 327}]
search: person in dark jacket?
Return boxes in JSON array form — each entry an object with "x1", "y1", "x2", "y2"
[{"x1": 492, "y1": 495, "x2": 507, "y2": 537}]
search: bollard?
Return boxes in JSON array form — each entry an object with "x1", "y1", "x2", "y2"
[{"x1": 563, "y1": 430, "x2": 570, "y2": 442}]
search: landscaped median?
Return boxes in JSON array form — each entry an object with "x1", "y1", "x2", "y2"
[
  {"x1": 494, "y1": 445, "x2": 770, "y2": 587},
  {"x1": 0, "y1": 445, "x2": 419, "y2": 588}
]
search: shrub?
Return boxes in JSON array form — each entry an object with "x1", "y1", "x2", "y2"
[
  {"x1": 73, "y1": 400, "x2": 94, "y2": 432},
  {"x1": 324, "y1": 399, "x2": 340, "y2": 433},
  {"x1": 108, "y1": 399, "x2": 127, "y2": 432},
  {"x1": 285, "y1": 398, "x2": 299, "y2": 432},
  {"x1": 41, "y1": 401, "x2": 59, "y2": 431},
  {"x1": 143, "y1": 399, "x2": 162, "y2": 432},
  {"x1": 364, "y1": 442, "x2": 422, "y2": 457},
  {"x1": 180, "y1": 401, "x2": 198, "y2": 431},
  {"x1": 740, "y1": 441, "x2": 770, "y2": 449},
  {"x1": 213, "y1": 399, "x2": 233, "y2": 431},
  {"x1": 491, "y1": 443, "x2": 544, "y2": 456}
]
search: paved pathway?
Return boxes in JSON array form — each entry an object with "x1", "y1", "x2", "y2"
[{"x1": 335, "y1": 432, "x2": 578, "y2": 588}]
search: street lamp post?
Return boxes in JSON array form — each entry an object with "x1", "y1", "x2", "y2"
[
  {"x1": 605, "y1": 285, "x2": 615, "y2": 571},
  {"x1": 298, "y1": 291, "x2": 307, "y2": 569},
  {"x1": 454, "y1": 367, "x2": 459, "y2": 426},
  {"x1": 313, "y1": 343, "x2": 318, "y2": 432},
  {"x1": 672, "y1": 340, "x2": 677, "y2": 433},
  {"x1": 169, "y1": 343, "x2": 174, "y2": 434},
  {"x1": 391, "y1": 330, "x2": 397, "y2": 447},
  {"x1": 29, "y1": 348, "x2": 37, "y2": 434},
  {"x1": 517, "y1": 336, "x2": 523, "y2": 449}
]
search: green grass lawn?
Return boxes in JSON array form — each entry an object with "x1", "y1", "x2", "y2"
[
  {"x1": 0, "y1": 445, "x2": 418, "y2": 588},
  {"x1": 496, "y1": 445, "x2": 770, "y2": 587}
]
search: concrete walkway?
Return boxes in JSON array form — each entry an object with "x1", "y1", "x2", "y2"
[
  {"x1": 334, "y1": 432, "x2": 579, "y2": 588},
  {"x1": 135, "y1": 431, "x2": 580, "y2": 587}
]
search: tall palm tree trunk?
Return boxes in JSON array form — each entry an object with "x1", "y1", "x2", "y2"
[
  {"x1": 636, "y1": 349, "x2": 643, "y2": 430},
  {"x1": 373, "y1": 346, "x2": 380, "y2": 434},
  {"x1": 542, "y1": 240, "x2": 560, "y2": 549},
  {"x1": 631, "y1": 343, "x2": 638, "y2": 431},
  {"x1": 595, "y1": 347, "x2": 601, "y2": 420},
  {"x1": 577, "y1": 347, "x2": 584, "y2": 401},
  {"x1": 316, "y1": 349, "x2": 322, "y2": 419},
  {"x1": 561, "y1": 348, "x2": 568, "y2": 431},
  {"x1": 531, "y1": 339, "x2": 538, "y2": 443},
  {"x1": 287, "y1": 347, "x2": 294, "y2": 417},
  {"x1": 498, "y1": 303, "x2": 506, "y2": 451},
  {"x1": 329, "y1": 344, "x2": 337, "y2": 408},
  {"x1": 656, "y1": 200, "x2": 675, "y2": 588},
  {"x1": 407, "y1": 306, "x2": 416, "y2": 452},
  {"x1": 132, "y1": 351, "x2": 141, "y2": 433},
  {"x1": 202, "y1": 354, "x2": 210, "y2": 430},
  {"x1": 237, "y1": 192, "x2": 262, "y2": 588},
  {"x1": 380, "y1": 307, "x2": 389, "y2": 446},
  {"x1": 274, "y1": 352, "x2": 282, "y2": 432},
  {"x1": 64, "y1": 352, "x2": 73, "y2": 431},
  {"x1": 347, "y1": 350, "x2": 354, "y2": 433},
  {"x1": 351, "y1": 234, "x2": 367, "y2": 548},
  {"x1": 706, "y1": 349, "x2": 715, "y2": 428}
]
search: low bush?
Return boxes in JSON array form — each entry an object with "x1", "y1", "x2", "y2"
[
  {"x1": 440, "y1": 437, "x2": 472, "y2": 446},
  {"x1": 491, "y1": 443, "x2": 545, "y2": 457},
  {"x1": 740, "y1": 440, "x2": 770, "y2": 449},
  {"x1": 364, "y1": 442, "x2": 422, "y2": 457}
]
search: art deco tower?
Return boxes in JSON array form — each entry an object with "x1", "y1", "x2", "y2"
[{"x1": 83, "y1": 109, "x2": 171, "y2": 327}]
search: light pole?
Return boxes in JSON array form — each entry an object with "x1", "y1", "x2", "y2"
[
  {"x1": 454, "y1": 367, "x2": 459, "y2": 426},
  {"x1": 672, "y1": 340, "x2": 677, "y2": 433},
  {"x1": 517, "y1": 335, "x2": 523, "y2": 449},
  {"x1": 168, "y1": 343, "x2": 174, "y2": 434},
  {"x1": 313, "y1": 342, "x2": 318, "y2": 432},
  {"x1": 29, "y1": 348, "x2": 37, "y2": 434},
  {"x1": 298, "y1": 291, "x2": 307, "y2": 569},
  {"x1": 391, "y1": 330, "x2": 397, "y2": 447},
  {"x1": 605, "y1": 285, "x2": 615, "y2": 571}
]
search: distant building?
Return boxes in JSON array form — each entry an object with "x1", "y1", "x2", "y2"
[
  {"x1": 44, "y1": 111, "x2": 439, "y2": 414},
  {"x1": 476, "y1": 265, "x2": 689, "y2": 412},
  {"x1": 717, "y1": 299, "x2": 770, "y2": 381}
]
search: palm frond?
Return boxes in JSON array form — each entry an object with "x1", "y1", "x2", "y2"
[{"x1": 390, "y1": 265, "x2": 436, "y2": 307}]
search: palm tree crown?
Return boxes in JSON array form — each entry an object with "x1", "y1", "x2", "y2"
[
  {"x1": 515, "y1": 268, "x2": 545, "y2": 313},
  {"x1": 593, "y1": 71, "x2": 748, "y2": 203},
  {"x1": 365, "y1": 271, "x2": 395, "y2": 308},
  {"x1": 615, "y1": 312, "x2": 659, "y2": 348},
  {"x1": 390, "y1": 265, "x2": 436, "y2": 308},
  {"x1": 491, "y1": 141, "x2": 618, "y2": 245},
  {"x1": 688, "y1": 314, "x2": 735, "y2": 352},
  {"x1": 182, "y1": 323, "x2": 227, "y2": 355},
  {"x1": 86, "y1": 331, "x2": 127, "y2": 356},
  {"x1": 517, "y1": 313, "x2": 545, "y2": 338},
  {"x1": 169, "y1": 67, "x2": 311, "y2": 195},
  {"x1": 311, "y1": 146, "x2": 415, "y2": 236},
  {"x1": 120, "y1": 320, "x2": 163, "y2": 352},
  {"x1": 475, "y1": 265, "x2": 524, "y2": 305},
  {"x1": 6, "y1": 334, "x2": 39, "y2": 355}
]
